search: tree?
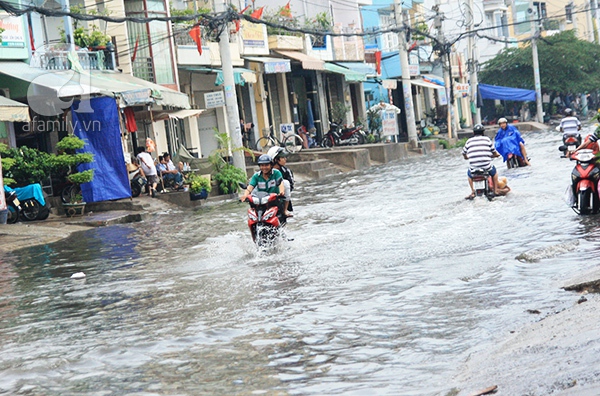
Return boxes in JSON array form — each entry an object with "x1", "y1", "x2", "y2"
[{"x1": 479, "y1": 31, "x2": 600, "y2": 93}]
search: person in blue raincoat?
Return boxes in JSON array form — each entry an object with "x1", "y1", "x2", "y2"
[{"x1": 494, "y1": 117, "x2": 531, "y2": 166}]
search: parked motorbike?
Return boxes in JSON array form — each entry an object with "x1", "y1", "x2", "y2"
[
  {"x1": 128, "y1": 166, "x2": 146, "y2": 197},
  {"x1": 568, "y1": 149, "x2": 600, "y2": 215},
  {"x1": 4, "y1": 183, "x2": 50, "y2": 221},
  {"x1": 4, "y1": 190, "x2": 21, "y2": 224},
  {"x1": 321, "y1": 122, "x2": 366, "y2": 147},
  {"x1": 470, "y1": 168, "x2": 495, "y2": 201},
  {"x1": 240, "y1": 183, "x2": 287, "y2": 247}
]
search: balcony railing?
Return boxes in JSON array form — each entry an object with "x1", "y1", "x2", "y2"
[{"x1": 31, "y1": 49, "x2": 113, "y2": 70}]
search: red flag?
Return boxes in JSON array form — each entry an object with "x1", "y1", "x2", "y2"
[
  {"x1": 280, "y1": 2, "x2": 291, "y2": 18},
  {"x1": 250, "y1": 6, "x2": 264, "y2": 19},
  {"x1": 374, "y1": 51, "x2": 382, "y2": 75},
  {"x1": 131, "y1": 35, "x2": 139, "y2": 63},
  {"x1": 189, "y1": 25, "x2": 202, "y2": 56}
]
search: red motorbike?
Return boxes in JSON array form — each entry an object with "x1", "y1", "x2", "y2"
[
  {"x1": 470, "y1": 168, "x2": 495, "y2": 201},
  {"x1": 569, "y1": 149, "x2": 600, "y2": 215},
  {"x1": 241, "y1": 189, "x2": 287, "y2": 246},
  {"x1": 321, "y1": 122, "x2": 366, "y2": 147}
]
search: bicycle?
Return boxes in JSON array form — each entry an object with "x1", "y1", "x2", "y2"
[
  {"x1": 61, "y1": 183, "x2": 82, "y2": 204},
  {"x1": 254, "y1": 125, "x2": 304, "y2": 154}
]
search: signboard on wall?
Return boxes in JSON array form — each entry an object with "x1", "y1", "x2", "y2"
[
  {"x1": 241, "y1": 21, "x2": 266, "y2": 48},
  {"x1": 409, "y1": 53, "x2": 420, "y2": 76},
  {"x1": 0, "y1": 13, "x2": 25, "y2": 47},
  {"x1": 204, "y1": 91, "x2": 225, "y2": 108},
  {"x1": 264, "y1": 60, "x2": 291, "y2": 74},
  {"x1": 455, "y1": 83, "x2": 470, "y2": 98}
]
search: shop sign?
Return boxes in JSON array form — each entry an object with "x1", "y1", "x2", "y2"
[
  {"x1": 0, "y1": 13, "x2": 25, "y2": 48},
  {"x1": 204, "y1": 91, "x2": 225, "y2": 108},
  {"x1": 241, "y1": 21, "x2": 266, "y2": 48},
  {"x1": 381, "y1": 110, "x2": 398, "y2": 137},
  {"x1": 264, "y1": 60, "x2": 291, "y2": 74}
]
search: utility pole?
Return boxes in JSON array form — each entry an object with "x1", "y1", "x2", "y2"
[
  {"x1": 62, "y1": 0, "x2": 75, "y2": 52},
  {"x1": 394, "y1": 2, "x2": 418, "y2": 146},
  {"x1": 214, "y1": 0, "x2": 246, "y2": 172},
  {"x1": 529, "y1": 2, "x2": 544, "y2": 123},
  {"x1": 434, "y1": 6, "x2": 455, "y2": 139},
  {"x1": 466, "y1": 0, "x2": 481, "y2": 125}
]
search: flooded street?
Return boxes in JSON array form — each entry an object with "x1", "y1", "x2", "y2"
[{"x1": 2, "y1": 128, "x2": 600, "y2": 395}]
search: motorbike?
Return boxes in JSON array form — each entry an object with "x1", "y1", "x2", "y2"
[
  {"x1": 4, "y1": 190, "x2": 21, "y2": 224},
  {"x1": 240, "y1": 184, "x2": 287, "y2": 247},
  {"x1": 321, "y1": 122, "x2": 366, "y2": 147},
  {"x1": 470, "y1": 168, "x2": 495, "y2": 201},
  {"x1": 128, "y1": 166, "x2": 146, "y2": 197},
  {"x1": 568, "y1": 149, "x2": 600, "y2": 215},
  {"x1": 506, "y1": 153, "x2": 528, "y2": 169},
  {"x1": 556, "y1": 126, "x2": 581, "y2": 157},
  {"x1": 4, "y1": 183, "x2": 50, "y2": 221}
]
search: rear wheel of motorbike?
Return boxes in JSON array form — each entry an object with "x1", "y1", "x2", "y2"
[
  {"x1": 578, "y1": 190, "x2": 592, "y2": 215},
  {"x1": 352, "y1": 132, "x2": 365, "y2": 145},
  {"x1": 6, "y1": 203, "x2": 19, "y2": 224},
  {"x1": 20, "y1": 198, "x2": 40, "y2": 221},
  {"x1": 131, "y1": 182, "x2": 142, "y2": 198}
]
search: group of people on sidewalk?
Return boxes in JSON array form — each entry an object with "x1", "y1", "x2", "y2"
[{"x1": 134, "y1": 147, "x2": 185, "y2": 198}]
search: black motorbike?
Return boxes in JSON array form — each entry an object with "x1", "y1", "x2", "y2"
[{"x1": 321, "y1": 122, "x2": 366, "y2": 147}]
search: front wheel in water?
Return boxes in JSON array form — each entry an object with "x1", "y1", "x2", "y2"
[
  {"x1": 283, "y1": 134, "x2": 303, "y2": 153},
  {"x1": 578, "y1": 189, "x2": 593, "y2": 215}
]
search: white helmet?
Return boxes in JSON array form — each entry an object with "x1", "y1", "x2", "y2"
[
  {"x1": 498, "y1": 117, "x2": 508, "y2": 124},
  {"x1": 267, "y1": 146, "x2": 284, "y2": 160}
]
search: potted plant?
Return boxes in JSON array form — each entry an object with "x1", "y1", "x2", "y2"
[
  {"x1": 187, "y1": 173, "x2": 211, "y2": 201},
  {"x1": 209, "y1": 130, "x2": 253, "y2": 195},
  {"x1": 51, "y1": 135, "x2": 94, "y2": 216}
]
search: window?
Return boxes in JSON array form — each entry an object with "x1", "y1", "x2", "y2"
[
  {"x1": 533, "y1": 2, "x2": 547, "y2": 19},
  {"x1": 565, "y1": 2, "x2": 574, "y2": 23},
  {"x1": 485, "y1": 11, "x2": 508, "y2": 37}
]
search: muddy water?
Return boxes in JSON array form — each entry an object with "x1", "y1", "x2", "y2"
[{"x1": 2, "y1": 128, "x2": 599, "y2": 395}]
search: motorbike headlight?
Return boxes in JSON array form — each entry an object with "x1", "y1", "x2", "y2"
[
  {"x1": 263, "y1": 211, "x2": 274, "y2": 220},
  {"x1": 248, "y1": 211, "x2": 258, "y2": 221}
]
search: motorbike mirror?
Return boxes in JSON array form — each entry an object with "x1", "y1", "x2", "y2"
[
  {"x1": 558, "y1": 145, "x2": 567, "y2": 152},
  {"x1": 238, "y1": 182, "x2": 248, "y2": 190},
  {"x1": 555, "y1": 126, "x2": 561, "y2": 132}
]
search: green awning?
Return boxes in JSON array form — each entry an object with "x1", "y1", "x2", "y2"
[
  {"x1": 324, "y1": 63, "x2": 367, "y2": 82},
  {"x1": 181, "y1": 67, "x2": 256, "y2": 86}
]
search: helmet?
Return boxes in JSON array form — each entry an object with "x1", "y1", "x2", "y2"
[
  {"x1": 473, "y1": 123, "x2": 485, "y2": 133},
  {"x1": 257, "y1": 154, "x2": 273, "y2": 165},
  {"x1": 564, "y1": 108, "x2": 573, "y2": 116},
  {"x1": 498, "y1": 117, "x2": 508, "y2": 124},
  {"x1": 266, "y1": 146, "x2": 287, "y2": 161}
]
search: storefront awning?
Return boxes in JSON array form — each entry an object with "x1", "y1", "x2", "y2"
[
  {"x1": 324, "y1": 63, "x2": 367, "y2": 82},
  {"x1": 135, "y1": 109, "x2": 205, "y2": 121},
  {"x1": 0, "y1": 96, "x2": 30, "y2": 122},
  {"x1": 274, "y1": 50, "x2": 325, "y2": 71},
  {"x1": 334, "y1": 62, "x2": 377, "y2": 78},
  {"x1": 244, "y1": 57, "x2": 291, "y2": 74},
  {"x1": 181, "y1": 67, "x2": 256, "y2": 86},
  {"x1": 0, "y1": 61, "x2": 190, "y2": 111},
  {"x1": 410, "y1": 78, "x2": 445, "y2": 90}
]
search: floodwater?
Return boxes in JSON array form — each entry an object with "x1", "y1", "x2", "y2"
[{"x1": 2, "y1": 127, "x2": 600, "y2": 395}]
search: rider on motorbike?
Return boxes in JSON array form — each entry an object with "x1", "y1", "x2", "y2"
[
  {"x1": 560, "y1": 107, "x2": 582, "y2": 136},
  {"x1": 573, "y1": 128, "x2": 600, "y2": 155},
  {"x1": 494, "y1": 117, "x2": 531, "y2": 166},
  {"x1": 267, "y1": 147, "x2": 295, "y2": 217},
  {"x1": 463, "y1": 123, "x2": 501, "y2": 199},
  {"x1": 240, "y1": 154, "x2": 285, "y2": 202}
]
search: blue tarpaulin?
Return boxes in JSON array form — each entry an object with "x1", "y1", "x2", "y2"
[
  {"x1": 72, "y1": 97, "x2": 131, "y2": 203},
  {"x1": 479, "y1": 83, "x2": 536, "y2": 102}
]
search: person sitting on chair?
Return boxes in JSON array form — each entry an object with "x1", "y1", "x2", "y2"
[{"x1": 162, "y1": 152, "x2": 184, "y2": 189}]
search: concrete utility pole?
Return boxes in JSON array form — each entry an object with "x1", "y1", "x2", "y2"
[
  {"x1": 394, "y1": 2, "x2": 418, "y2": 146},
  {"x1": 214, "y1": 0, "x2": 246, "y2": 172},
  {"x1": 466, "y1": 0, "x2": 481, "y2": 125},
  {"x1": 62, "y1": 0, "x2": 76, "y2": 52},
  {"x1": 434, "y1": 6, "x2": 455, "y2": 140},
  {"x1": 529, "y1": 2, "x2": 544, "y2": 123}
]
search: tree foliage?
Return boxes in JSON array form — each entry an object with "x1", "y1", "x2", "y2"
[{"x1": 479, "y1": 31, "x2": 600, "y2": 93}]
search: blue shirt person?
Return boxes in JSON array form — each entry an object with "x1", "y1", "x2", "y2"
[{"x1": 494, "y1": 117, "x2": 531, "y2": 166}]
